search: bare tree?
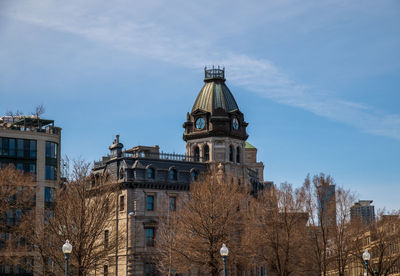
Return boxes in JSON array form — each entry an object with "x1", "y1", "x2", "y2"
[
  {"x1": 330, "y1": 187, "x2": 356, "y2": 276},
  {"x1": 155, "y1": 170, "x2": 249, "y2": 276},
  {"x1": 31, "y1": 104, "x2": 45, "y2": 118},
  {"x1": 302, "y1": 173, "x2": 336, "y2": 276},
  {"x1": 0, "y1": 165, "x2": 37, "y2": 272},
  {"x1": 25, "y1": 160, "x2": 121, "y2": 276},
  {"x1": 245, "y1": 182, "x2": 309, "y2": 276}
]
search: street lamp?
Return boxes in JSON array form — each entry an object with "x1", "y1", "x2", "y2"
[
  {"x1": 220, "y1": 244, "x2": 229, "y2": 276},
  {"x1": 362, "y1": 249, "x2": 370, "y2": 276},
  {"x1": 62, "y1": 240, "x2": 73, "y2": 276}
]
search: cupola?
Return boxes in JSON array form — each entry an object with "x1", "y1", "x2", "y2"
[{"x1": 183, "y1": 67, "x2": 248, "y2": 142}]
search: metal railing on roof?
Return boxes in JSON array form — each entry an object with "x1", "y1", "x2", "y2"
[
  {"x1": 124, "y1": 151, "x2": 205, "y2": 162},
  {"x1": 93, "y1": 151, "x2": 205, "y2": 168}
]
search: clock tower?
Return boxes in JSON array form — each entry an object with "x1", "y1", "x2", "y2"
[{"x1": 183, "y1": 67, "x2": 249, "y2": 180}]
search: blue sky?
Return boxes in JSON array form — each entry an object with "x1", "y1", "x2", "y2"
[{"x1": 1, "y1": 0, "x2": 399, "y2": 209}]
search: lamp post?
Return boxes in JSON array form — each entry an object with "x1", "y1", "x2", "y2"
[
  {"x1": 362, "y1": 249, "x2": 370, "y2": 276},
  {"x1": 220, "y1": 244, "x2": 229, "y2": 276},
  {"x1": 62, "y1": 240, "x2": 73, "y2": 276}
]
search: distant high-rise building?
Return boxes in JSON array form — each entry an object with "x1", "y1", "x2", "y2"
[
  {"x1": 318, "y1": 184, "x2": 336, "y2": 228},
  {"x1": 351, "y1": 200, "x2": 375, "y2": 225}
]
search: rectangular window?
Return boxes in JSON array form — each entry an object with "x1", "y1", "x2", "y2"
[
  {"x1": 17, "y1": 139, "x2": 24, "y2": 157},
  {"x1": 103, "y1": 265, "x2": 108, "y2": 276},
  {"x1": 145, "y1": 228, "x2": 155, "y2": 247},
  {"x1": 104, "y1": 230, "x2": 109, "y2": 248},
  {"x1": 17, "y1": 163, "x2": 24, "y2": 171},
  {"x1": 119, "y1": 195, "x2": 125, "y2": 211},
  {"x1": 169, "y1": 196, "x2": 176, "y2": 211},
  {"x1": 146, "y1": 195, "x2": 154, "y2": 211},
  {"x1": 45, "y1": 187, "x2": 54, "y2": 203},
  {"x1": 30, "y1": 140, "x2": 36, "y2": 158},
  {"x1": 29, "y1": 163, "x2": 36, "y2": 174},
  {"x1": 46, "y1": 165, "x2": 57, "y2": 180},
  {"x1": 9, "y1": 139, "x2": 15, "y2": 157},
  {"x1": 1, "y1": 138, "x2": 8, "y2": 156},
  {"x1": 46, "y1": 142, "x2": 58, "y2": 159},
  {"x1": 23, "y1": 140, "x2": 30, "y2": 158},
  {"x1": 44, "y1": 210, "x2": 54, "y2": 224},
  {"x1": 145, "y1": 263, "x2": 155, "y2": 276},
  {"x1": 7, "y1": 210, "x2": 14, "y2": 226}
]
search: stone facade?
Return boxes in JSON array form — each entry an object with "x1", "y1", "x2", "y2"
[{"x1": 91, "y1": 68, "x2": 268, "y2": 276}]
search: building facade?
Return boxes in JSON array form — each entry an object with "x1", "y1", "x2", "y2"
[
  {"x1": 0, "y1": 115, "x2": 61, "y2": 275},
  {"x1": 91, "y1": 67, "x2": 267, "y2": 276}
]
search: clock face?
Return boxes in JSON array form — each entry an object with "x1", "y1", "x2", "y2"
[
  {"x1": 232, "y1": 118, "x2": 239, "y2": 130},
  {"x1": 195, "y1": 117, "x2": 206, "y2": 129}
]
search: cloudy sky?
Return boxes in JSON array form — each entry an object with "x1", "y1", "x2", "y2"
[{"x1": 1, "y1": 0, "x2": 399, "y2": 209}]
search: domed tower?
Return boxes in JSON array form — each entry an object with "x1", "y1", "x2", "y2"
[{"x1": 183, "y1": 67, "x2": 248, "y2": 169}]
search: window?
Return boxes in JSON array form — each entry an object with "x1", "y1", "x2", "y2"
[
  {"x1": 17, "y1": 139, "x2": 24, "y2": 157},
  {"x1": 46, "y1": 165, "x2": 57, "y2": 180},
  {"x1": 29, "y1": 140, "x2": 36, "y2": 158},
  {"x1": 146, "y1": 195, "x2": 154, "y2": 211},
  {"x1": 29, "y1": 163, "x2": 36, "y2": 174},
  {"x1": 191, "y1": 170, "x2": 198, "y2": 182},
  {"x1": 204, "y1": 144, "x2": 209, "y2": 161},
  {"x1": 119, "y1": 195, "x2": 125, "y2": 211},
  {"x1": 46, "y1": 142, "x2": 57, "y2": 159},
  {"x1": 9, "y1": 139, "x2": 15, "y2": 157},
  {"x1": 169, "y1": 169, "x2": 177, "y2": 181},
  {"x1": 194, "y1": 146, "x2": 200, "y2": 162},
  {"x1": 236, "y1": 147, "x2": 240, "y2": 163},
  {"x1": 169, "y1": 196, "x2": 176, "y2": 211},
  {"x1": 7, "y1": 209, "x2": 14, "y2": 226},
  {"x1": 104, "y1": 230, "x2": 109, "y2": 248},
  {"x1": 145, "y1": 228, "x2": 155, "y2": 246},
  {"x1": 1, "y1": 137, "x2": 8, "y2": 156},
  {"x1": 145, "y1": 263, "x2": 156, "y2": 276},
  {"x1": 104, "y1": 265, "x2": 108, "y2": 276},
  {"x1": 147, "y1": 168, "x2": 155, "y2": 179},
  {"x1": 229, "y1": 145, "x2": 234, "y2": 162},
  {"x1": 44, "y1": 210, "x2": 54, "y2": 224},
  {"x1": 45, "y1": 187, "x2": 55, "y2": 209}
]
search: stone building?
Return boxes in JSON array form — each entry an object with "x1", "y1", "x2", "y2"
[
  {"x1": 91, "y1": 67, "x2": 267, "y2": 276},
  {"x1": 0, "y1": 115, "x2": 61, "y2": 275}
]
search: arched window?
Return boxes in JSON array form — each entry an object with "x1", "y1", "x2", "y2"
[
  {"x1": 119, "y1": 168, "x2": 124, "y2": 179},
  {"x1": 203, "y1": 144, "x2": 210, "y2": 161},
  {"x1": 169, "y1": 169, "x2": 177, "y2": 181},
  {"x1": 236, "y1": 147, "x2": 240, "y2": 163},
  {"x1": 229, "y1": 145, "x2": 234, "y2": 162},
  {"x1": 147, "y1": 168, "x2": 155, "y2": 179},
  {"x1": 191, "y1": 170, "x2": 198, "y2": 181},
  {"x1": 194, "y1": 146, "x2": 200, "y2": 162}
]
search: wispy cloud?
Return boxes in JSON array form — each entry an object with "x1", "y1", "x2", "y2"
[{"x1": 2, "y1": 0, "x2": 400, "y2": 140}]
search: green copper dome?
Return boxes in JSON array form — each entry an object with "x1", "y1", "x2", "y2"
[{"x1": 191, "y1": 68, "x2": 239, "y2": 114}]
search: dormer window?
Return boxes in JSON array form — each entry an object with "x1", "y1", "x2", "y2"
[
  {"x1": 169, "y1": 169, "x2": 177, "y2": 181},
  {"x1": 147, "y1": 168, "x2": 155, "y2": 179},
  {"x1": 191, "y1": 170, "x2": 198, "y2": 181}
]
